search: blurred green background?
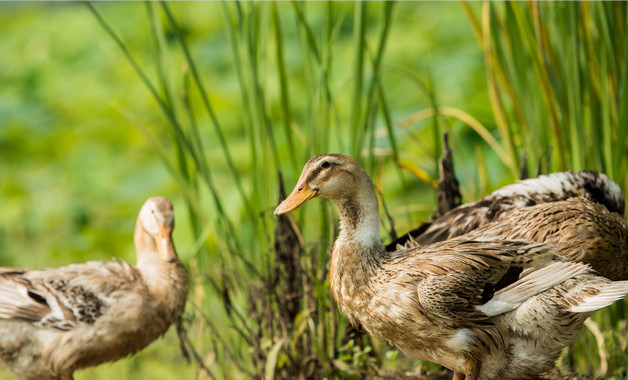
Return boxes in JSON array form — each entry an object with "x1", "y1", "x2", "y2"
[{"x1": 0, "y1": 1, "x2": 626, "y2": 379}]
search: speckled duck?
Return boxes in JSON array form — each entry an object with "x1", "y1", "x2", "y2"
[{"x1": 0, "y1": 197, "x2": 187, "y2": 380}]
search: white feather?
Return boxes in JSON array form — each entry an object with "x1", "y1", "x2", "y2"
[
  {"x1": 477, "y1": 261, "x2": 589, "y2": 316},
  {"x1": 569, "y1": 281, "x2": 628, "y2": 313}
]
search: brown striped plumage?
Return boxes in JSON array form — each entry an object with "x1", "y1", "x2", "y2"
[
  {"x1": 464, "y1": 198, "x2": 628, "y2": 281},
  {"x1": 275, "y1": 154, "x2": 628, "y2": 380},
  {"x1": 0, "y1": 197, "x2": 188, "y2": 380},
  {"x1": 390, "y1": 171, "x2": 625, "y2": 250}
]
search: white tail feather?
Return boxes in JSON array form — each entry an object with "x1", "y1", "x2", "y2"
[
  {"x1": 569, "y1": 281, "x2": 628, "y2": 313},
  {"x1": 477, "y1": 261, "x2": 589, "y2": 316}
]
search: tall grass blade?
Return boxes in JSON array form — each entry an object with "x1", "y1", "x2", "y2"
[
  {"x1": 351, "y1": 2, "x2": 366, "y2": 160},
  {"x1": 160, "y1": 2, "x2": 255, "y2": 221}
]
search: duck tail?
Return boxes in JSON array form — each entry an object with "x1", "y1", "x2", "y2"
[{"x1": 568, "y1": 280, "x2": 628, "y2": 313}]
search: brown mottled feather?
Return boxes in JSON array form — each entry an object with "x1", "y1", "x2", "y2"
[
  {"x1": 390, "y1": 171, "x2": 625, "y2": 250},
  {"x1": 465, "y1": 198, "x2": 628, "y2": 280}
]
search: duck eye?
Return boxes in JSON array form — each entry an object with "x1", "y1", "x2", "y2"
[{"x1": 321, "y1": 161, "x2": 330, "y2": 169}]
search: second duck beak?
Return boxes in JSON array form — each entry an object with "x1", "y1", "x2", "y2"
[
  {"x1": 274, "y1": 181, "x2": 317, "y2": 215},
  {"x1": 155, "y1": 226, "x2": 178, "y2": 263}
]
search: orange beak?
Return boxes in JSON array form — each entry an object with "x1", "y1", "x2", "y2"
[
  {"x1": 274, "y1": 180, "x2": 317, "y2": 215},
  {"x1": 155, "y1": 225, "x2": 178, "y2": 263}
]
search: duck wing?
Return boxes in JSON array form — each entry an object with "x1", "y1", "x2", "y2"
[
  {"x1": 399, "y1": 240, "x2": 589, "y2": 355},
  {"x1": 0, "y1": 268, "x2": 54, "y2": 324},
  {"x1": 0, "y1": 260, "x2": 139, "y2": 331},
  {"x1": 409, "y1": 240, "x2": 588, "y2": 322}
]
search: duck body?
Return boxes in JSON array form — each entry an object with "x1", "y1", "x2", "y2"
[
  {"x1": 330, "y1": 237, "x2": 550, "y2": 376},
  {"x1": 0, "y1": 197, "x2": 187, "y2": 380},
  {"x1": 391, "y1": 171, "x2": 625, "y2": 249},
  {"x1": 276, "y1": 154, "x2": 628, "y2": 379},
  {"x1": 332, "y1": 228, "x2": 624, "y2": 379}
]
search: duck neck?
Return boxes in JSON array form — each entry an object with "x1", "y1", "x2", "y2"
[
  {"x1": 332, "y1": 192, "x2": 383, "y2": 251},
  {"x1": 329, "y1": 176, "x2": 387, "y2": 321},
  {"x1": 134, "y1": 220, "x2": 187, "y2": 303}
]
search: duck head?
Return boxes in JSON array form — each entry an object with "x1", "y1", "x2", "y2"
[
  {"x1": 136, "y1": 196, "x2": 178, "y2": 263},
  {"x1": 275, "y1": 154, "x2": 364, "y2": 215}
]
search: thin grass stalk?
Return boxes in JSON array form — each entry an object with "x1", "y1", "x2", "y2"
[
  {"x1": 146, "y1": 2, "x2": 177, "y2": 117},
  {"x1": 364, "y1": 2, "x2": 395, "y2": 173},
  {"x1": 290, "y1": 1, "x2": 321, "y2": 64},
  {"x1": 582, "y1": 3, "x2": 606, "y2": 172},
  {"x1": 291, "y1": 2, "x2": 319, "y2": 157},
  {"x1": 221, "y1": 2, "x2": 264, "y2": 245},
  {"x1": 160, "y1": 2, "x2": 255, "y2": 222},
  {"x1": 528, "y1": 4, "x2": 574, "y2": 169},
  {"x1": 582, "y1": 3, "x2": 603, "y2": 100},
  {"x1": 513, "y1": 3, "x2": 564, "y2": 163},
  {"x1": 167, "y1": 47, "x2": 243, "y2": 260},
  {"x1": 461, "y1": 1, "x2": 482, "y2": 45},
  {"x1": 290, "y1": 1, "x2": 342, "y2": 157},
  {"x1": 85, "y1": 2, "x2": 165, "y2": 115},
  {"x1": 324, "y1": 1, "x2": 335, "y2": 136},
  {"x1": 146, "y1": 2, "x2": 208, "y2": 261},
  {"x1": 88, "y1": 2, "x2": 239, "y2": 244},
  {"x1": 290, "y1": 0, "x2": 320, "y2": 157},
  {"x1": 378, "y1": 85, "x2": 398, "y2": 164},
  {"x1": 351, "y1": 2, "x2": 366, "y2": 160},
  {"x1": 564, "y1": 3, "x2": 584, "y2": 170},
  {"x1": 181, "y1": 68, "x2": 221, "y2": 265},
  {"x1": 327, "y1": 4, "x2": 349, "y2": 156},
  {"x1": 617, "y1": 5, "x2": 628, "y2": 187},
  {"x1": 316, "y1": 2, "x2": 335, "y2": 157},
  {"x1": 530, "y1": 2, "x2": 568, "y2": 150},
  {"x1": 377, "y1": 84, "x2": 414, "y2": 227},
  {"x1": 86, "y1": 2, "x2": 198, "y2": 164},
  {"x1": 601, "y1": 53, "x2": 614, "y2": 180},
  {"x1": 482, "y1": 3, "x2": 518, "y2": 177},
  {"x1": 395, "y1": 106, "x2": 510, "y2": 168},
  {"x1": 426, "y1": 64, "x2": 442, "y2": 170},
  {"x1": 272, "y1": 2, "x2": 297, "y2": 173},
  {"x1": 112, "y1": 103, "x2": 204, "y2": 222},
  {"x1": 246, "y1": 4, "x2": 280, "y2": 174},
  {"x1": 597, "y1": 3, "x2": 619, "y2": 82},
  {"x1": 493, "y1": 5, "x2": 532, "y2": 156},
  {"x1": 240, "y1": 2, "x2": 268, "y2": 227}
]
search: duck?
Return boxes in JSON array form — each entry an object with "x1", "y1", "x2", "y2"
[
  {"x1": 274, "y1": 154, "x2": 628, "y2": 379},
  {"x1": 0, "y1": 196, "x2": 188, "y2": 380},
  {"x1": 389, "y1": 171, "x2": 625, "y2": 250}
]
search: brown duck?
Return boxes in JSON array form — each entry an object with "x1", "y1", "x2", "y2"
[
  {"x1": 391, "y1": 171, "x2": 624, "y2": 249},
  {"x1": 391, "y1": 172, "x2": 628, "y2": 281},
  {"x1": 0, "y1": 197, "x2": 188, "y2": 380},
  {"x1": 275, "y1": 154, "x2": 628, "y2": 379}
]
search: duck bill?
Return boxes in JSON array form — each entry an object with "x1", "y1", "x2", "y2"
[
  {"x1": 274, "y1": 180, "x2": 317, "y2": 215},
  {"x1": 155, "y1": 226, "x2": 178, "y2": 263}
]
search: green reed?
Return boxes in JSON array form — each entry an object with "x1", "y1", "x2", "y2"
[
  {"x1": 86, "y1": 1, "x2": 627, "y2": 378},
  {"x1": 463, "y1": 2, "x2": 628, "y2": 376}
]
